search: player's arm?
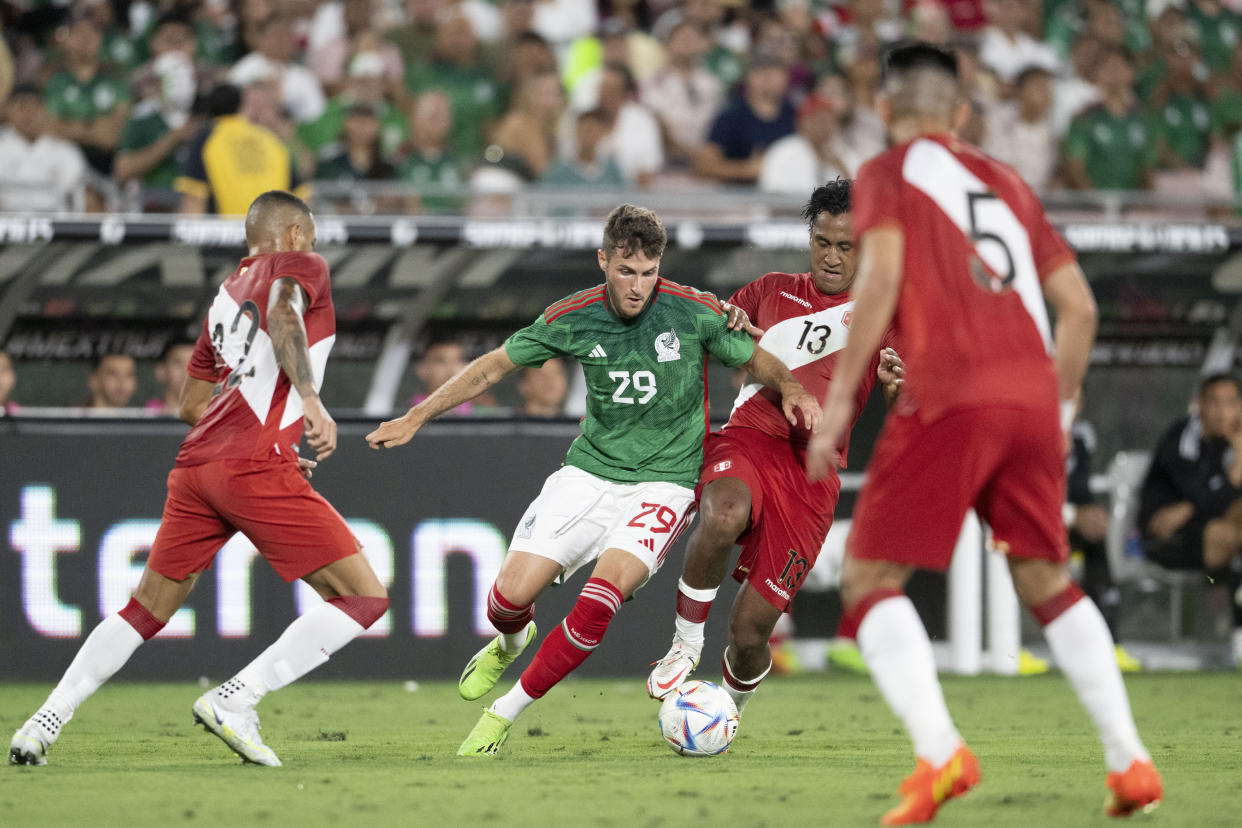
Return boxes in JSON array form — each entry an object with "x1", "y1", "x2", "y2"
[
  {"x1": 178, "y1": 377, "x2": 216, "y2": 426},
  {"x1": 743, "y1": 345, "x2": 821, "y2": 430},
  {"x1": 1041, "y1": 260, "x2": 1098, "y2": 434},
  {"x1": 268, "y1": 276, "x2": 337, "y2": 460},
  {"x1": 366, "y1": 346, "x2": 519, "y2": 449}
]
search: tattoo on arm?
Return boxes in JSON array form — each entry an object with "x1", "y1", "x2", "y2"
[{"x1": 268, "y1": 279, "x2": 316, "y2": 398}]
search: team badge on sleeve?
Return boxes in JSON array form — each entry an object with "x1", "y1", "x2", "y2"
[
  {"x1": 517, "y1": 513, "x2": 536, "y2": 540},
  {"x1": 655, "y1": 330, "x2": 681, "y2": 363}
]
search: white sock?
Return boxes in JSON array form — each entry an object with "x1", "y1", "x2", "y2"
[
  {"x1": 500, "y1": 622, "x2": 532, "y2": 654},
  {"x1": 721, "y1": 649, "x2": 770, "y2": 714},
  {"x1": 858, "y1": 596, "x2": 961, "y2": 766},
  {"x1": 674, "y1": 578, "x2": 718, "y2": 651},
  {"x1": 489, "y1": 680, "x2": 537, "y2": 722},
  {"x1": 231, "y1": 602, "x2": 365, "y2": 704},
  {"x1": 1043, "y1": 597, "x2": 1149, "y2": 772},
  {"x1": 43, "y1": 614, "x2": 146, "y2": 727}
]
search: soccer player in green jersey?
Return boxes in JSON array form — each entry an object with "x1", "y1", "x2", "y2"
[{"x1": 366, "y1": 204, "x2": 820, "y2": 757}]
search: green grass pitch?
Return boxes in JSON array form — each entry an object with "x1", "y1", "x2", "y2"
[{"x1": 2, "y1": 673, "x2": 1238, "y2": 826}]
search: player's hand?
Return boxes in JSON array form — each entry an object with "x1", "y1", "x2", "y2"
[
  {"x1": 721, "y1": 302, "x2": 765, "y2": 338},
  {"x1": 782, "y1": 386, "x2": 821, "y2": 432},
  {"x1": 806, "y1": 396, "x2": 852, "y2": 481},
  {"x1": 302, "y1": 395, "x2": 337, "y2": 460},
  {"x1": 366, "y1": 412, "x2": 423, "y2": 450},
  {"x1": 1147, "y1": 501, "x2": 1194, "y2": 541},
  {"x1": 297, "y1": 457, "x2": 318, "y2": 479},
  {"x1": 877, "y1": 347, "x2": 904, "y2": 397}
]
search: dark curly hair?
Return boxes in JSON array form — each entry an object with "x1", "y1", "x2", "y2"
[
  {"x1": 602, "y1": 203, "x2": 667, "y2": 260},
  {"x1": 801, "y1": 179, "x2": 852, "y2": 227}
]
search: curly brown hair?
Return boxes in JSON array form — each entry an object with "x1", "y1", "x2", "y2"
[{"x1": 602, "y1": 204, "x2": 667, "y2": 260}]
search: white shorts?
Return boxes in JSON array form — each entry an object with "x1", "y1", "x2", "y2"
[{"x1": 509, "y1": 465, "x2": 697, "y2": 583}]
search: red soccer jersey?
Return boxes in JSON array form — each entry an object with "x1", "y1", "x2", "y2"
[
  {"x1": 176, "y1": 251, "x2": 336, "y2": 467},
  {"x1": 724, "y1": 271, "x2": 893, "y2": 467},
  {"x1": 852, "y1": 133, "x2": 1075, "y2": 421}
]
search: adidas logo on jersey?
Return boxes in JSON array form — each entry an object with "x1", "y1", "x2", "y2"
[{"x1": 589, "y1": 344, "x2": 607, "y2": 358}]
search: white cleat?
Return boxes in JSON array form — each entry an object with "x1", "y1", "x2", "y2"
[
  {"x1": 646, "y1": 639, "x2": 701, "y2": 700},
  {"x1": 9, "y1": 709, "x2": 68, "y2": 767},
  {"x1": 192, "y1": 692, "x2": 282, "y2": 767}
]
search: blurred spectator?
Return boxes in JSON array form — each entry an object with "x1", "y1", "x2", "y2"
[
  {"x1": 956, "y1": 97, "x2": 987, "y2": 146},
  {"x1": 1051, "y1": 32, "x2": 1102, "y2": 137},
  {"x1": 1150, "y1": 32, "x2": 1210, "y2": 170},
  {"x1": 694, "y1": 55, "x2": 795, "y2": 185},
  {"x1": 144, "y1": 339, "x2": 195, "y2": 416},
  {"x1": 409, "y1": 339, "x2": 479, "y2": 414},
  {"x1": 530, "y1": 0, "x2": 598, "y2": 46},
  {"x1": 759, "y1": 94, "x2": 858, "y2": 195},
  {"x1": 985, "y1": 65, "x2": 1057, "y2": 192},
  {"x1": 0, "y1": 20, "x2": 15, "y2": 107},
  {"x1": 514, "y1": 357, "x2": 568, "y2": 417},
  {"x1": 315, "y1": 101, "x2": 398, "y2": 183},
  {"x1": 300, "y1": 51, "x2": 408, "y2": 160},
  {"x1": 1185, "y1": 0, "x2": 1241, "y2": 73},
  {"x1": 564, "y1": 18, "x2": 660, "y2": 109},
  {"x1": 907, "y1": 0, "x2": 956, "y2": 46},
  {"x1": 776, "y1": 0, "x2": 835, "y2": 71},
  {"x1": 753, "y1": 16, "x2": 815, "y2": 97},
  {"x1": 128, "y1": 11, "x2": 225, "y2": 110},
  {"x1": 229, "y1": 13, "x2": 327, "y2": 124},
  {"x1": 641, "y1": 21, "x2": 723, "y2": 167},
  {"x1": 652, "y1": 0, "x2": 746, "y2": 90},
  {"x1": 829, "y1": 0, "x2": 904, "y2": 68},
  {"x1": 0, "y1": 83, "x2": 88, "y2": 212},
  {"x1": 541, "y1": 108, "x2": 624, "y2": 188},
  {"x1": 489, "y1": 29, "x2": 556, "y2": 100},
  {"x1": 0, "y1": 349, "x2": 17, "y2": 415},
  {"x1": 387, "y1": 0, "x2": 442, "y2": 68},
  {"x1": 979, "y1": 0, "x2": 1058, "y2": 90},
  {"x1": 1063, "y1": 48, "x2": 1153, "y2": 190},
  {"x1": 816, "y1": 72, "x2": 885, "y2": 165},
  {"x1": 1139, "y1": 373, "x2": 1242, "y2": 665},
  {"x1": 308, "y1": 0, "x2": 404, "y2": 94},
  {"x1": 398, "y1": 90, "x2": 465, "y2": 213},
  {"x1": 1209, "y1": 44, "x2": 1242, "y2": 141},
  {"x1": 176, "y1": 83, "x2": 307, "y2": 215},
  {"x1": 85, "y1": 352, "x2": 137, "y2": 410},
  {"x1": 490, "y1": 69, "x2": 564, "y2": 180},
  {"x1": 242, "y1": 75, "x2": 317, "y2": 181},
  {"x1": 844, "y1": 42, "x2": 886, "y2": 135},
  {"x1": 405, "y1": 11, "x2": 501, "y2": 162},
  {"x1": 194, "y1": 0, "x2": 244, "y2": 67},
  {"x1": 44, "y1": 12, "x2": 132, "y2": 175},
  {"x1": 114, "y1": 15, "x2": 206, "y2": 211},
  {"x1": 1046, "y1": 0, "x2": 1150, "y2": 61},
  {"x1": 71, "y1": 0, "x2": 142, "y2": 72},
  {"x1": 589, "y1": 62, "x2": 663, "y2": 187}
]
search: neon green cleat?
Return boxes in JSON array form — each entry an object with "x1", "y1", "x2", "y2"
[
  {"x1": 456, "y1": 709, "x2": 513, "y2": 757},
  {"x1": 458, "y1": 623, "x2": 537, "y2": 701},
  {"x1": 826, "y1": 639, "x2": 870, "y2": 675},
  {"x1": 1114, "y1": 644, "x2": 1141, "y2": 673},
  {"x1": 1017, "y1": 648, "x2": 1050, "y2": 676}
]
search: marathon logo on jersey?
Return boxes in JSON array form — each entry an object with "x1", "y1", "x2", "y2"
[
  {"x1": 655, "y1": 330, "x2": 681, "y2": 362},
  {"x1": 516, "y1": 513, "x2": 536, "y2": 540},
  {"x1": 763, "y1": 578, "x2": 791, "y2": 602},
  {"x1": 713, "y1": 460, "x2": 732, "y2": 473},
  {"x1": 780, "y1": 291, "x2": 812, "y2": 309}
]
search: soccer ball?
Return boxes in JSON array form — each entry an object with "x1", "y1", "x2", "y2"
[{"x1": 657, "y1": 680, "x2": 739, "y2": 756}]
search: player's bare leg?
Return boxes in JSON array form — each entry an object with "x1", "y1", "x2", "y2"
[
  {"x1": 461, "y1": 548, "x2": 648, "y2": 756},
  {"x1": 459, "y1": 551, "x2": 561, "y2": 700},
  {"x1": 1009, "y1": 556, "x2": 1161, "y2": 816},
  {"x1": 10, "y1": 569, "x2": 197, "y2": 766},
  {"x1": 193, "y1": 550, "x2": 389, "y2": 767},
  {"x1": 719, "y1": 582, "x2": 782, "y2": 714},
  {"x1": 649, "y1": 477, "x2": 751, "y2": 699},
  {"x1": 841, "y1": 554, "x2": 979, "y2": 825}
]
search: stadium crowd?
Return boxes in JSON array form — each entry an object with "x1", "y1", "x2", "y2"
[{"x1": 1, "y1": 0, "x2": 1241, "y2": 214}]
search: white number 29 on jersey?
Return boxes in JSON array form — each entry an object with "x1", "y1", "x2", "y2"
[{"x1": 609, "y1": 370, "x2": 657, "y2": 404}]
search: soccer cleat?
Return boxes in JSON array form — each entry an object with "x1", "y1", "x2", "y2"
[
  {"x1": 1114, "y1": 644, "x2": 1142, "y2": 673},
  {"x1": 881, "y1": 744, "x2": 981, "y2": 825},
  {"x1": 1017, "y1": 648, "x2": 1050, "y2": 675},
  {"x1": 826, "y1": 639, "x2": 870, "y2": 675},
  {"x1": 459, "y1": 622, "x2": 537, "y2": 701},
  {"x1": 646, "y1": 639, "x2": 701, "y2": 700},
  {"x1": 9, "y1": 708, "x2": 69, "y2": 767},
  {"x1": 456, "y1": 709, "x2": 513, "y2": 757},
  {"x1": 1105, "y1": 759, "x2": 1162, "y2": 817},
  {"x1": 192, "y1": 692, "x2": 282, "y2": 767}
]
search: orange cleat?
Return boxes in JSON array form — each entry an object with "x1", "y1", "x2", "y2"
[
  {"x1": 1105, "y1": 759, "x2": 1162, "y2": 817},
  {"x1": 881, "y1": 744, "x2": 981, "y2": 825}
]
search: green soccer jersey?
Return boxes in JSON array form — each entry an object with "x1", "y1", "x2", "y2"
[
  {"x1": 1064, "y1": 103, "x2": 1154, "y2": 189},
  {"x1": 44, "y1": 69, "x2": 130, "y2": 124},
  {"x1": 118, "y1": 102, "x2": 177, "y2": 188},
  {"x1": 1155, "y1": 93, "x2": 1210, "y2": 167},
  {"x1": 504, "y1": 279, "x2": 756, "y2": 487}
]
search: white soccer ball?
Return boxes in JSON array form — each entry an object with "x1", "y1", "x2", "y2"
[{"x1": 657, "y1": 680, "x2": 739, "y2": 756}]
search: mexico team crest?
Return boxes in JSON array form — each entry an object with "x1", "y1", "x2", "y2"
[
  {"x1": 517, "y1": 513, "x2": 536, "y2": 539},
  {"x1": 655, "y1": 330, "x2": 681, "y2": 362}
]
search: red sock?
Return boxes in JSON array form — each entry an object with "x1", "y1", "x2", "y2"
[
  {"x1": 327, "y1": 595, "x2": 390, "y2": 628},
  {"x1": 487, "y1": 584, "x2": 533, "y2": 634},
  {"x1": 118, "y1": 597, "x2": 165, "y2": 641},
  {"x1": 518, "y1": 578, "x2": 622, "y2": 699},
  {"x1": 1031, "y1": 582, "x2": 1086, "y2": 626},
  {"x1": 676, "y1": 588, "x2": 712, "y2": 623},
  {"x1": 837, "y1": 587, "x2": 904, "y2": 640}
]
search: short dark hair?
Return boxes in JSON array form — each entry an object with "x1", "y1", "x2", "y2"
[
  {"x1": 883, "y1": 41, "x2": 959, "y2": 83},
  {"x1": 158, "y1": 338, "x2": 197, "y2": 362},
  {"x1": 9, "y1": 82, "x2": 41, "y2": 101},
  {"x1": 204, "y1": 83, "x2": 242, "y2": 117},
  {"x1": 92, "y1": 352, "x2": 134, "y2": 372},
  {"x1": 1199, "y1": 373, "x2": 1241, "y2": 396},
  {"x1": 802, "y1": 179, "x2": 852, "y2": 226},
  {"x1": 244, "y1": 190, "x2": 313, "y2": 245},
  {"x1": 602, "y1": 204, "x2": 666, "y2": 260}
]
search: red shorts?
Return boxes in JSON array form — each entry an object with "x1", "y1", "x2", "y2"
[
  {"x1": 848, "y1": 406, "x2": 1068, "y2": 570},
  {"x1": 697, "y1": 428, "x2": 841, "y2": 611},
  {"x1": 148, "y1": 458, "x2": 359, "y2": 582}
]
